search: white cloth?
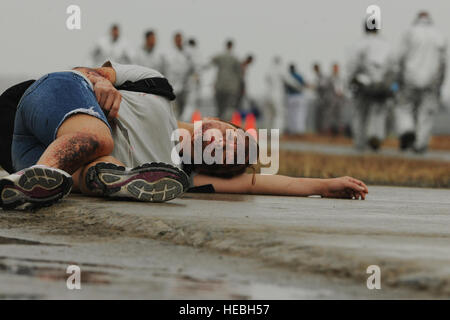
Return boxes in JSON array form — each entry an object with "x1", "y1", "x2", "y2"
[
  {"x1": 265, "y1": 60, "x2": 286, "y2": 132},
  {"x1": 181, "y1": 45, "x2": 203, "y2": 122},
  {"x1": 285, "y1": 94, "x2": 308, "y2": 134},
  {"x1": 134, "y1": 47, "x2": 166, "y2": 75},
  {"x1": 91, "y1": 36, "x2": 134, "y2": 66},
  {"x1": 165, "y1": 48, "x2": 192, "y2": 95},
  {"x1": 352, "y1": 99, "x2": 388, "y2": 149},
  {"x1": 108, "y1": 61, "x2": 180, "y2": 168},
  {"x1": 347, "y1": 34, "x2": 395, "y2": 85},
  {"x1": 398, "y1": 18, "x2": 446, "y2": 89},
  {"x1": 395, "y1": 87, "x2": 440, "y2": 150}
]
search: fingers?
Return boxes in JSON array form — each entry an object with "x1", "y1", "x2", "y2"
[
  {"x1": 93, "y1": 81, "x2": 121, "y2": 119},
  {"x1": 103, "y1": 93, "x2": 116, "y2": 119},
  {"x1": 344, "y1": 180, "x2": 367, "y2": 200},
  {"x1": 344, "y1": 176, "x2": 369, "y2": 194},
  {"x1": 95, "y1": 88, "x2": 102, "y2": 103},
  {"x1": 350, "y1": 177, "x2": 369, "y2": 193},
  {"x1": 108, "y1": 93, "x2": 121, "y2": 119}
]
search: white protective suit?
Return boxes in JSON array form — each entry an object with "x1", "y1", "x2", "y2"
[
  {"x1": 284, "y1": 70, "x2": 307, "y2": 134},
  {"x1": 395, "y1": 15, "x2": 446, "y2": 152},
  {"x1": 347, "y1": 32, "x2": 396, "y2": 150},
  {"x1": 91, "y1": 36, "x2": 134, "y2": 66},
  {"x1": 135, "y1": 46, "x2": 166, "y2": 75},
  {"x1": 165, "y1": 48, "x2": 193, "y2": 116},
  {"x1": 180, "y1": 44, "x2": 203, "y2": 122},
  {"x1": 265, "y1": 58, "x2": 286, "y2": 133}
]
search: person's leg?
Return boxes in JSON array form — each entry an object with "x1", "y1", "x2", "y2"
[
  {"x1": 4, "y1": 112, "x2": 113, "y2": 209},
  {"x1": 37, "y1": 114, "x2": 113, "y2": 174},
  {"x1": 367, "y1": 101, "x2": 387, "y2": 151},
  {"x1": 1, "y1": 72, "x2": 113, "y2": 209},
  {"x1": 394, "y1": 88, "x2": 416, "y2": 150},
  {"x1": 71, "y1": 155, "x2": 124, "y2": 194},
  {"x1": 222, "y1": 92, "x2": 239, "y2": 122},
  {"x1": 215, "y1": 90, "x2": 226, "y2": 120},
  {"x1": 72, "y1": 155, "x2": 190, "y2": 202},
  {"x1": 414, "y1": 89, "x2": 439, "y2": 152},
  {"x1": 273, "y1": 92, "x2": 285, "y2": 133},
  {"x1": 352, "y1": 97, "x2": 368, "y2": 150}
]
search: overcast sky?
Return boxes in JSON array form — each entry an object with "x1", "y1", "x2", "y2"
[{"x1": 1, "y1": 0, "x2": 450, "y2": 97}]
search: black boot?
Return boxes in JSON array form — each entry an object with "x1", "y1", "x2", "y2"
[
  {"x1": 368, "y1": 137, "x2": 381, "y2": 151},
  {"x1": 399, "y1": 132, "x2": 415, "y2": 151}
]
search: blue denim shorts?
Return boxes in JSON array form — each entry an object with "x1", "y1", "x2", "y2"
[{"x1": 12, "y1": 72, "x2": 111, "y2": 171}]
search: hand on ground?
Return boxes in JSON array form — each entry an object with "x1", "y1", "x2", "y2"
[{"x1": 321, "y1": 176, "x2": 369, "y2": 200}]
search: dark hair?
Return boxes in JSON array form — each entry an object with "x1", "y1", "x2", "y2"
[
  {"x1": 145, "y1": 30, "x2": 155, "y2": 38},
  {"x1": 188, "y1": 38, "x2": 196, "y2": 46},
  {"x1": 182, "y1": 121, "x2": 258, "y2": 179},
  {"x1": 226, "y1": 40, "x2": 234, "y2": 50}
]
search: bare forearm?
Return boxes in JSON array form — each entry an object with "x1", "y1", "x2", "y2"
[
  {"x1": 249, "y1": 175, "x2": 325, "y2": 196},
  {"x1": 194, "y1": 173, "x2": 326, "y2": 196},
  {"x1": 193, "y1": 173, "x2": 368, "y2": 200}
]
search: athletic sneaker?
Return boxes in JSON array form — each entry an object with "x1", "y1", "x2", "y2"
[
  {"x1": 0, "y1": 165, "x2": 73, "y2": 210},
  {"x1": 85, "y1": 162, "x2": 190, "y2": 202}
]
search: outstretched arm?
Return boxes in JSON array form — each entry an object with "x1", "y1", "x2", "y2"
[{"x1": 193, "y1": 174, "x2": 368, "y2": 200}]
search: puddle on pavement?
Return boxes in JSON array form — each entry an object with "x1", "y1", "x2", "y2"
[
  {"x1": 153, "y1": 271, "x2": 333, "y2": 299},
  {"x1": 0, "y1": 236, "x2": 63, "y2": 246},
  {"x1": 0, "y1": 259, "x2": 111, "y2": 285},
  {"x1": 0, "y1": 236, "x2": 44, "y2": 246}
]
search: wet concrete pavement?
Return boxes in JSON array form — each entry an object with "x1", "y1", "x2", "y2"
[
  {"x1": 280, "y1": 141, "x2": 450, "y2": 162},
  {"x1": 0, "y1": 186, "x2": 449, "y2": 299}
]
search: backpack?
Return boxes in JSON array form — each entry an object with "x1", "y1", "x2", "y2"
[
  {"x1": 0, "y1": 80, "x2": 36, "y2": 173},
  {"x1": 0, "y1": 77, "x2": 175, "y2": 173}
]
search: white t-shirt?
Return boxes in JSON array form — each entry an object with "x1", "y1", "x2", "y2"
[
  {"x1": 108, "y1": 61, "x2": 180, "y2": 168},
  {"x1": 135, "y1": 47, "x2": 166, "y2": 75}
]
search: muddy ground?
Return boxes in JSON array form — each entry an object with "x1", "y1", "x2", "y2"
[{"x1": 0, "y1": 186, "x2": 449, "y2": 299}]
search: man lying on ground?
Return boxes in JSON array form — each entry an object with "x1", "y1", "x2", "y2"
[
  {"x1": 0, "y1": 65, "x2": 189, "y2": 209},
  {"x1": 0, "y1": 62, "x2": 368, "y2": 210}
]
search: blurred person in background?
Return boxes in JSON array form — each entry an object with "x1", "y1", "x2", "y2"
[
  {"x1": 284, "y1": 63, "x2": 308, "y2": 135},
  {"x1": 236, "y1": 54, "x2": 254, "y2": 112},
  {"x1": 210, "y1": 39, "x2": 242, "y2": 120},
  {"x1": 166, "y1": 32, "x2": 193, "y2": 117},
  {"x1": 324, "y1": 63, "x2": 346, "y2": 136},
  {"x1": 180, "y1": 38, "x2": 203, "y2": 122},
  {"x1": 91, "y1": 24, "x2": 134, "y2": 66},
  {"x1": 135, "y1": 30, "x2": 166, "y2": 74},
  {"x1": 395, "y1": 11, "x2": 447, "y2": 153},
  {"x1": 312, "y1": 63, "x2": 328, "y2": 133},
  {"x1": 347, "y1": 23, "x2": 397, "y2": 151},
  {"x1": 264, "y1": 56, "x2": 286, "y2": 133}
]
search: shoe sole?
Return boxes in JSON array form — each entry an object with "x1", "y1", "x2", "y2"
[
  {"x1": 0, "y1": 167, "x2": 73, "y2": 210},
  {"x1": 86, "y1": 162, "x2": 190, "y2": 203}
]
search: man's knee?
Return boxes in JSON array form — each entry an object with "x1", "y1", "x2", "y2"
[
  {"x1": 56, "y1": 132, "x2": 114, "y2": 169},
  {"x1": 94, "y1": 134, "x2": 114, "y2": 156}
]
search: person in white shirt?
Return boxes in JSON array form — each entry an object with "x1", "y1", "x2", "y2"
[
  {"x1": 165, "y1": 32, "x2": 193, "y2": 117},
  {"x1": 134, "y1": 30, "x2": 166, "y2": 74},
  {"x1": 395, "y1": 11, "x2": 447, "y2": 153},
  {"x1": 180, "y1": 38, "x2": 203, "y2": 122},
  {"x1": 347, "y1": 24, "x2": 397, "y2": 151},
  {"x1": 265, "y1": 56, "x2": 286, "y2": 133},
  {"x1": 91, "y1": 24, "x2": 134, "y2": 67}
]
